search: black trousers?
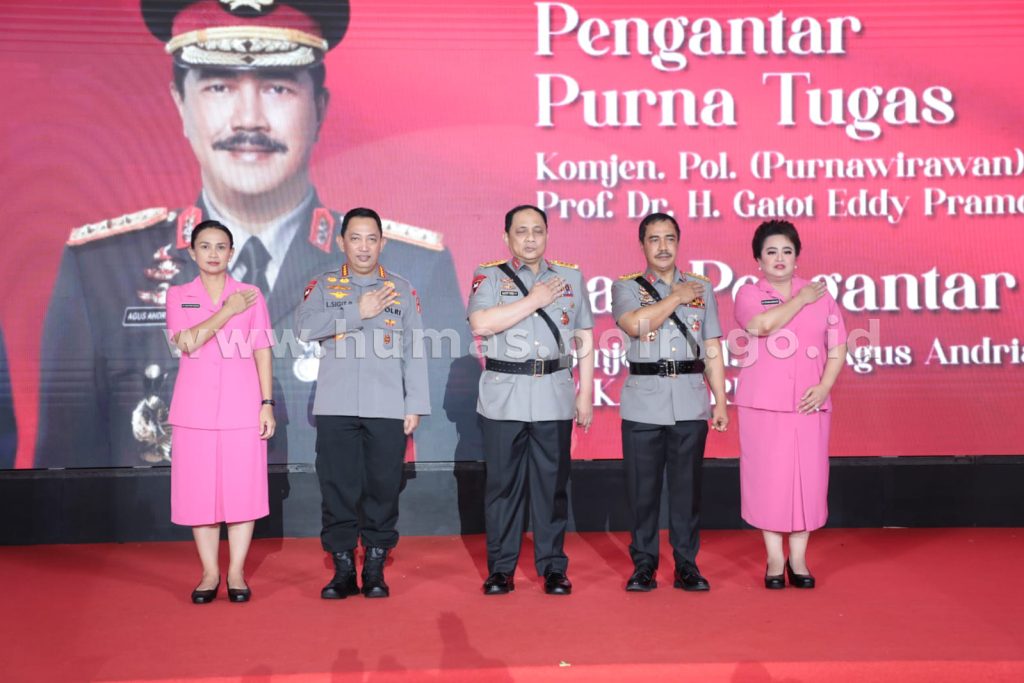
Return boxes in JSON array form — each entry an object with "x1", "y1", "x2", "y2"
[
  {"x1": 315, "y1": 415, "x2": 406, "y2": 553},
  {"x1": 480, "y1": 417, "x2": 572, "y2": 576},
  {"x1": 621, "y1": 419, "x2": 709, "y2": 571}
]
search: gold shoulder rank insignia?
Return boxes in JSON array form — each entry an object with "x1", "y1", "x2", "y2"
[
  {"x1": 619, "y1": 271, "x2": 644, "y2": 280},
  {"x1": 382, "y1": 219, "x2": 444, "y2": 251},
  {"x1": 685, "y1": 271, "x2": 711, "y2": 282},
  {"x1": 67, "y1": 208, "x2": 170, "y2": 246},
  {"x1": 479, "y1": 259, "x2": 507, "y2": 268},
  {"x1": 549, "y1": 259, "x2": 579, "y2": 269}
]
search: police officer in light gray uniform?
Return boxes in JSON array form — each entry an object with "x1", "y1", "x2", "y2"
[
  {"x1": 297, "y1": 207, "x2": 429, "y2": 600},
  {"x1": 468, "y1": 204, "x2": 595, "y2": 596},
  {"x1": 611, "y1": 212, "x2": 729, "y2": 594}
]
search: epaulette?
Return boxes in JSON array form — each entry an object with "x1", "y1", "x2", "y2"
[
  {"x1": 67, "y1": 208, "x2": 170, "y2": 246},
  {"x1": 549, "y1": 259, "x2": 578, "y2": 269},
  {"x1": 685, "y1": 271, "x2": 711, "y2": 282},
  {"x1": 619, "y1": 271, "x2": 644, "y2": 280},
  {"x1": 382, "y1": 219, "x2": 444, "y2": 251},
  {"x1": 478, "y1": 259, "x2": 507, "y2": 268}
]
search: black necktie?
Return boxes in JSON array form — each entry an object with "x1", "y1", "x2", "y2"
[{"x1": 236, "y1": 238, "x2": 271, "y2": 293}]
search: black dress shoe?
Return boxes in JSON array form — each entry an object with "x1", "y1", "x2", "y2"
[
  {"x1": 321, "y1": 550, "x2": 360, "y2": 600},
  {"x1": 674, "y1": 565, "x2": 710, "y2": 592},
  {"x1": 482, "y1": 572, "x2": 515, "y2": 595},
  {"x1": 786, "y1": 561, "x2": 815, "y2": 589},
  {"x1": 543, "y1": 571, "x2": 572, "y2": 595},
  {"x1": 625, "y1": 566, "x2": 657, "y2": 592},
  {"x1": 361, "y1": 546, "x2": 390, "y2": 598},
  {"x1": 764, "y1": 566, "x2": 785, "y2": 590},
  {"x1": 191, "y1": 580, "x2": 220, "y2": 604},
  {"x1": 227, "y1": 585, "x2": 252, "y2": 602}
]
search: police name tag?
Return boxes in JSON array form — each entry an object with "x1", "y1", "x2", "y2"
[
  {"x1": 761, "y1": 298, "x2": 782, "y2": 305},
  {"x1": 122, "y1": 307, "x2": 167, "y2": 327}
]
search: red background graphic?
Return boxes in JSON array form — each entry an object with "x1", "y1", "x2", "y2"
[{"x1": 1, "y1": 0, "x2": 1022, "y2": 467}]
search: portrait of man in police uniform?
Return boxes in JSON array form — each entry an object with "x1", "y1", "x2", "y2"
[
  {"x1": 35, "y1": 0, "x2": 474, "y2": 468},
  {"x1": 611, "y1": 212, "x2": 729, "y2": 593}
]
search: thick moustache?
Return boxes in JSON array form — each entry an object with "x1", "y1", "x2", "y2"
[{"x1": 213, "y1": 132, "x2": 288, "y2": 154}]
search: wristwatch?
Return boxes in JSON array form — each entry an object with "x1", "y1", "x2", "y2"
[{"x1": 261, "y1": 399, "x2": 276, "y2": 406}]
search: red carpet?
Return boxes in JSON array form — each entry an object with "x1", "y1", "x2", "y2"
[{"x1": 2, "y1": 529, "x2": 1023, "y2": 682}]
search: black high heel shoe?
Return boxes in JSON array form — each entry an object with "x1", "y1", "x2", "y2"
[
  {"x1": 764, "y1": 565, "x2": 785, "y2": 590},
  {"x1": 227, "y1": 585, "x2": 251, "y2": 603},
  {"x1": 191, "y1": 580, "x2": 220, "y2": 604},
  {"x1": 786, "y1": 561, "x2": 816, "y2": 589}
]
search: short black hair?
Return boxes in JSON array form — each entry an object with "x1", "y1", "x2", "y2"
[
  {"x1": 752, "y1": 220, "x2": 802, "y2": 259},
  {"x1": 172, "y1": 64, "x2": 327, "y2": 99},
  {"x1": 190, "y1": 219, "x2": 233, "y2": 248},
  {"x1": 340, "y1": 207, "x2": 383, "y2": 237},
  {"x1": 504, "y1": 204, "x2": 548, "y2": 233},
  {"x1": 638, "y1": 212, "x2": 679, "y2": 242}
]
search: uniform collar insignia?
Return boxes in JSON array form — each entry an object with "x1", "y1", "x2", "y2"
[
  {"x1": 176, "y1": 206, "x2": 203, "y2": 250},
  {"x1": 309, "y1": 208, "x2": 334, "y2": 253}
]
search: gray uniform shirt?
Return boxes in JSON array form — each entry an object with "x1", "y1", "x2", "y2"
[
  {"x1": 296, "y1": 264, "x2": 430, "y2": 419},
  {"x1": 611, "y1": 268, "x2": 722, "y2": 425},
  {"x1": 467, "y1": 258, "x2": 594, "y2": 422}
]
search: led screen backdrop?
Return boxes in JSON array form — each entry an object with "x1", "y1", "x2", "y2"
[{"x1": 1, "y1": 0, "x2": 1022, "y2": 469}]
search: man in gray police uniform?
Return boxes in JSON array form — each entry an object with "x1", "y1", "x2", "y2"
[
  {"x1": 297, "y1": 207, "x2": 429, "y2": 599},
  {"x1": 35, "y1": 0, "x2": 472, "y2": 468},
  {"x1": 467, "y1": 204, "x2": 595, "y2": 596},
  {"x1": 611, "y1": 212, "x2": 729, "y2": 593}
]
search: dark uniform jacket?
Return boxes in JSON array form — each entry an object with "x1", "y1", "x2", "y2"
[{"x1": 35, "y1": 194, "x2": 475, "y2": 467}]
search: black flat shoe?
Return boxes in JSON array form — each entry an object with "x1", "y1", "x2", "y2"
[
  {"x1": 191, "y1": 580, "x2": 220, "y2": 604},
  {"x1": 674, "y1": 565, "x2": 710, "y2": 592},
  {"x1": 227, "y1": 585, "x2": 251, "y2": 602},
  {"x1": 543, "y1": 571, "x2": 572, "y2": 595},
  {"x1": 483, "y1": 572, "x2": 515, "y2": 595},
  {"x1": 625, "y1": 566, "x2": 657, "y2": 592},
  {"x1": 786, "y1": 561, "x2": 816, "y2": 589},
  {"x1": 764, "y1": 566, "x2": 785, "y2": 590}
]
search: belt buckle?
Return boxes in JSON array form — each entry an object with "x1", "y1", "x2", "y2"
[
  {"x1": 662, "y1": 359, "x2": 677, "y2": 378},
  {"x1": 532, "y1": 358, "x2": 545, "y2": 377}
]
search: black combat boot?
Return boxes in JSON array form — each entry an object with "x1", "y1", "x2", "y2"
[
  {"x1": 321, "y1": 550, "x2": 360, "y2": 599},
  {"x1": 361, "y1": 546, "x2": 390, "y2": 598}
]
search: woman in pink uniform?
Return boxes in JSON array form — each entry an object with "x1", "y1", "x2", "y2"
[
  {"x1": 166, "y1": 220, "x2": 275, "y2": 604},
  {"x1": 734, "y1": 220, "x2": 846, "y2": 589}
]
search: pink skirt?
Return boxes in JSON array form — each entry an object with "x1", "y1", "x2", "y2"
[
  {"x1": 170, "y1": 426, "x2": 268, "y2": 526},
  {"x1": 738, "y1": 407, "x2": 831, "y2": 533}
]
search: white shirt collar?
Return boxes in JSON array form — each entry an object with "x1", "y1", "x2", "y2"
[{"x1": 202, "y1": 189, "x2": 313, "y2": 290}]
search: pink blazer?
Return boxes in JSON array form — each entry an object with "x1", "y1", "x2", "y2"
[
  {"x1": 733, "y1": 277, "x2": 847, "y2": 413},
  {"x1": 166, "y1": 276, "x2": 273, "y2": 429}
]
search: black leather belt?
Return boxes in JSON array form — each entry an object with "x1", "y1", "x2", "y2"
[
  {"x1": 629, "y1": 359, "x2": 705, "y2": 377},
  {"x1": 485, "y1": 357, "x2": 568, "y2": 377}
]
